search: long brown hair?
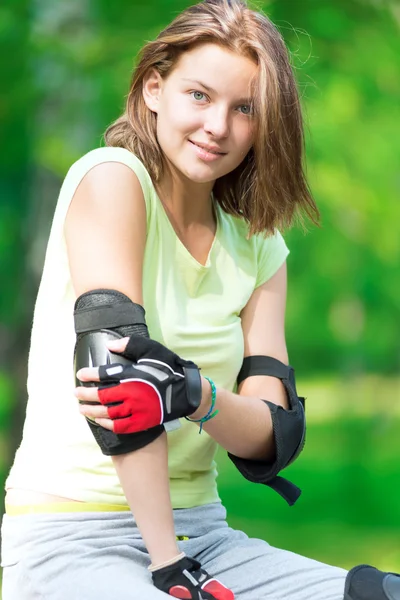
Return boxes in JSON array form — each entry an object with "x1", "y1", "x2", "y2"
[{"x1": 104, "y1": 0, "x2": 319, "y2": 235}]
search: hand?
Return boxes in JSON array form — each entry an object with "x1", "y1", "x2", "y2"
[
  {"x1": 152, "y1": 555, "x2": 234, "y2": 599},
  {"x1": 75, "y1": 336, "x2": 202, "y2": 434}
]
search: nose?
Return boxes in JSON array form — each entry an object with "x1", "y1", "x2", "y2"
[{"x1": 203, "y1": 105, "x2": 230, "y2": 139}]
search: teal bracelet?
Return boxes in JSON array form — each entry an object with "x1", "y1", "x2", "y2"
[{"x1": 185, "y1": 376, "x2": 219, "y2": 434}]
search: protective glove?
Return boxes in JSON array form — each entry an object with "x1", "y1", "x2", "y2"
[
  {"x1": 152, "y1": 555, "x2": 234, "y2": 599},
  {"x1": 96, "y1": 336, "x2": 202, "y2": 434}
]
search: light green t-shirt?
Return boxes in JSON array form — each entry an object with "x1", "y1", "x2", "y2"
[{"x1": 6, "y1": 147, "x2": 289, "y2": 508}]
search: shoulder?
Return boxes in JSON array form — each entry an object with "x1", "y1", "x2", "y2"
[
  {"x1": 62, "y1": 147, "x2": 154, "y2": 216},
  {"x1": 66, "y1": 147, "x2": 150, "y2": 217},
  {"x1": 218, "y1": 208, "x2": 288, "y2": 255},
  {"x1": 68, "y1": 147, "x2": 152, "y2": 188},
  {"x1": 217, "y1": 210, "x2": 252, "y2": 253},
  {"x1": 76, "y1": 146, "x2": 146, "y2": 169},
  {"x1": 253, "y1": 230, "x2": 289, "y2": 288},
  {"x1": 218, "y1": 208, "x2": 289, "y2": 286}
]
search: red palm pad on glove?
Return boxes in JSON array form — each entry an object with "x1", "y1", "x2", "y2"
[
  {"x1": 96, "y1": 336, "x2": 201, "y2": 434},
  {"x1": 152, "y1": 555, "x2": 234, "y2": 599},
  {"x1": 98, "y1": 377, "x2": 165, "y2": 434}
]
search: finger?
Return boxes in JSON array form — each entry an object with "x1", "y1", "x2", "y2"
[
  {"x1": 76, "y1": 367, "x2": 100, "y2": 382},
  {"x1": 74, "y1": 386, "x2": 100, "y2": 402},
  {"x1": 92, "y1": 417, "x2": 114, "y2": 431},
  {"x1": 79, "y1": 404, "x2": 109, "y2": 420},
  {"x1": 106, "y1": 337, "x2": 130, "y2": 353},
  {"x1": 107, "y1": 403, "x2": 132, "y2": 420}
]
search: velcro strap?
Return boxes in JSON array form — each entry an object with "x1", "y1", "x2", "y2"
[
  {"x1": 237, "y1": 355, "x2": 293, "y2": 385},
  {"x1": 262, "y1": 475, "x2": 301, "y2": 506},
  {"x1": 74, "y1": 302, "x2": 146, "y2": 333},
  {"x1": 183, "y1": 364, "x2": 203, "y2": 411}
]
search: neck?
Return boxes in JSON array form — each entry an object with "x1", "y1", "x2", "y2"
[{"x1": 156, "y1": 163, "x2": 215, "y2": 229}]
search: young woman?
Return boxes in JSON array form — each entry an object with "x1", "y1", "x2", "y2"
[{"x1": 2, "y1": 1, "x2": 399, "y2": 599}]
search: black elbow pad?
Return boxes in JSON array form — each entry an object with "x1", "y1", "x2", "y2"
[
  {"x1": 73, "y1": 289, "x2": 164, "y2": 455},
  {"x1": 228, "y1": 355, "x2": 306, "y2": 506}
]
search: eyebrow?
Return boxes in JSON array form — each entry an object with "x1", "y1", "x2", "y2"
[{"x1": 181, "y1": 78, "x2": 252, "y2": 104}]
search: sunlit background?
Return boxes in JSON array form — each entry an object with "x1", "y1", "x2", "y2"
[{"x1": 1, "y1": 1, "x2": 399, "y2": 595}]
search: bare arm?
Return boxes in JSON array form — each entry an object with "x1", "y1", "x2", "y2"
[
  {"x1": 197, "y1": 262, "x2": 289, "y2": 460},
  {"x1": 65, "y1": 161, "x2": 146, "y2": 302},
  {"x1": 65, "y1": 161, "x2": 179, "y2": 564}
]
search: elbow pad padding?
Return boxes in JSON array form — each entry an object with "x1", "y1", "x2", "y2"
[
  {"x1": 228, "y1": 355, "x2": 306, "y2": 506},
  {"x1": 74, "y1": 289, "x2": 164, "y2": 455}
]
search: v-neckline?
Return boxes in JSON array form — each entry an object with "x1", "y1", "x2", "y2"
[{"x1": 155, "y1": 192, "x2": 220, "y2": 269}]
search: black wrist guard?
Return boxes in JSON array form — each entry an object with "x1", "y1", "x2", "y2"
[
  {"x1": 228, "y1": 355, "x2": 306, "y2": 506},
  {"x1": 152, "y1": 555, "x2": 234, "y2": 599},
  {"x1": 73, "y1": 289, "x2": 164, "y2": 455},
  {"x1": 96, "y1": 335, "x2": 202, "y2": 434}
]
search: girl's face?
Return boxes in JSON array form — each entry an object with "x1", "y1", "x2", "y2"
[{"x1": 143, "y1": 43, "x2": 258, "y2": 185}]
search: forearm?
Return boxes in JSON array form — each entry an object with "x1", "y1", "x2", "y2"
[
  {"x1": 193, "y1": 376, "x2": 288, "y2": 460},
  {"x1": 111, "y1": 432, "x2": 180, "y2": 565}
]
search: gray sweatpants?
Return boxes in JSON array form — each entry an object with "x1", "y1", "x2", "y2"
[{"x1": 1, "y1": 502, "x2": 347, "y2": 600}]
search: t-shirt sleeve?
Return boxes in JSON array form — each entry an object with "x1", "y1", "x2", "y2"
[{"x1": 255, "y1": 230, "x2": 289, "y2": 288}]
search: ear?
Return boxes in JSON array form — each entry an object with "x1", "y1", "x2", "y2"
[{"x1": 142, "y1": 69, "x2": 163, "y2": 113}]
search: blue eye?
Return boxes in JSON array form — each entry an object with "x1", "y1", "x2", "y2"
[
  {"x1": 191, "y1": 91, "x2": 206, "y2": 101},
  {"x1": 238, "y1": 105, "x2": 252, "y2": 115}
]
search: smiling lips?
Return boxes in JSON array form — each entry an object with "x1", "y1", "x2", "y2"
[{"x1": 189, "y1": 140, "x2": 226, "y2": 156}]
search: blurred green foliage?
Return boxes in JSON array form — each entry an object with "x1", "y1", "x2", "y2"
[
  {"x1": 280, "y1": 0, "x2": 400, "y2": 376},
  {"x1": 0, "y1": 0, "x2": 399, "y2": 595}
]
